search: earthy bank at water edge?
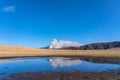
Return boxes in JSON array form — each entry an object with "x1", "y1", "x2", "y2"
[{"x1": 1, "y1": 70, "x2": 120, "y2": 80}]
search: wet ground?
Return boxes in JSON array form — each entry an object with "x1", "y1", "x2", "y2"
[{"x1": 1, "y1": 70, "x2": 120, "y2": 80}]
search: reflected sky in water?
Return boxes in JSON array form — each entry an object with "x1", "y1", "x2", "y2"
[{"x1": 0, "y1": 57, "x2": 120, "y2": 77}]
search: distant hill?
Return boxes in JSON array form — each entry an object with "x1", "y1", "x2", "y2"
[
  {"x1": 62, "y1": 41, "x2": 120, "y2": 50},
  {"x1": 40, "y1": 46, "x2": 49, "y2": 49}
]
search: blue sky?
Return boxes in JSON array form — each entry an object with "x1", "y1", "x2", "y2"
[{"x1": 0, "y1": 0, "x2": 120, "y2": 48}]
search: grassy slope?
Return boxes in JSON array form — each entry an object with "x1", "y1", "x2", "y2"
[{"x1": 0, "y1": 45, "x2": 120, "y2": 58}]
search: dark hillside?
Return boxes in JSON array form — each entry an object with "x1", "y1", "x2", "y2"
[{"x1": 62, "y1": 41, "x2": 120, "y2": 50}]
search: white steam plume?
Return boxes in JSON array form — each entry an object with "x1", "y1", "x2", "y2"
[{"x1": 49, "y1": 39, "x2": 81, "y2": 49}]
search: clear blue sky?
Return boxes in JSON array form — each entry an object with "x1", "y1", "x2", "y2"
[{"x1": 0, "y1": 0, "x2": 120, "y2": 48}]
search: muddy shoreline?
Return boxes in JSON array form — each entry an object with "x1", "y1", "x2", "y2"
[{"x1": 1, "y1": 70, "x2": 120, "y2": 80}]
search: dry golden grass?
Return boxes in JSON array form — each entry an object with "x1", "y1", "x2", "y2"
[{"x1": 0, "y1": 45, "x2": 120, "y2": 58}]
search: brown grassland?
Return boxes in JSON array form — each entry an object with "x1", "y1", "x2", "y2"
[{"x1": 0, "y1": 45, "x2": 120, "y2": 58}]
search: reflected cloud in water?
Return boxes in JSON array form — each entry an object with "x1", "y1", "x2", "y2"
[{"x1": 49, "y1": 57, "x2": 84, "y2": 68}]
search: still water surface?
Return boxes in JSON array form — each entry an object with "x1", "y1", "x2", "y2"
[{"x1": 0, "y1": 57, "x2": 120, "y2": 77}]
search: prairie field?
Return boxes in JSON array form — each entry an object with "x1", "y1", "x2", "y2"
[{"x1": 0, "y1": 45, "x2": 120, "y2": 58}]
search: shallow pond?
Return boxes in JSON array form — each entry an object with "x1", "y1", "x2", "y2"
[{"x1": 0, "y1": 57, "x2": 120, "y2": 78}]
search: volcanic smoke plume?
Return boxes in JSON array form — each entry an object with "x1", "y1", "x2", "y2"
[{"x1": 49, "y1": 39, "x2": 81, "y2": 49}]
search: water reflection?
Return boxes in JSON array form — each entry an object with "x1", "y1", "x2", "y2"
[
  {"x1": 0, "y1": 59, "x2": 27, "y2": 63},
  {"x1": 0, "y1": 57, "x2": 120, "y2": 78},
  {"x1": 49, "y1": 58, "x2": 84, "y2": 68}
]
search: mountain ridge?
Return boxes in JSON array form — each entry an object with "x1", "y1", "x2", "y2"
[{"x1": 62, "y1": 41, "x2": 120, "y2": 50}]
